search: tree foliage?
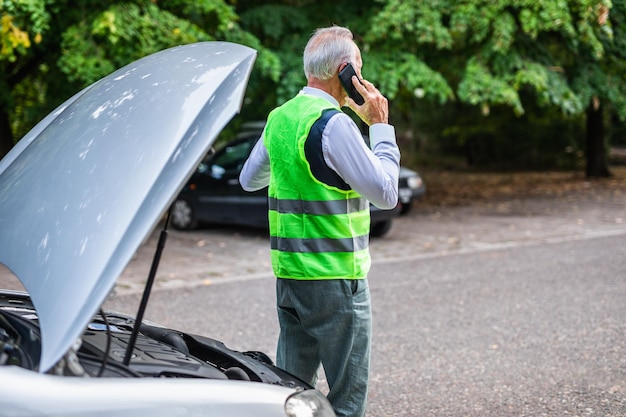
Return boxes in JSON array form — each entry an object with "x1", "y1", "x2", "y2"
[
  {"x1": 364, "y1": 0, "x2": 622, "y2": 117},
  {"x1": 0, "y1": 0, "x2": 279, "y2": 153},
  {"x1": 1, "y1": 0, "x2": 624, "y2": 177},
  {"x1": 358, "y1": 0, "x2": 624, "y2": 175},
  {"x1": 56, "y1": 1, "x2": 282, "y2": 85},
  {"x1": 0, "y1": 0, "x2": 47, "y2": 62}
]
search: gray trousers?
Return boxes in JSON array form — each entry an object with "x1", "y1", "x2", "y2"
[{"x1": 276, "y1": 278, "x2": 372, "y2": 417}]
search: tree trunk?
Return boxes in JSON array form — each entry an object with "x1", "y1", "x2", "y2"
[
  {"x1": 0, "y1": 108, "x2": 14, "y2": 160},
  {"x1": 585, "y1": 100, "x2": 611, "y2": 178}
]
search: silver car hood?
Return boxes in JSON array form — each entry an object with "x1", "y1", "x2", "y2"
[{"x1": 0, "y1": 42, "x2": 256, "y2": 372}]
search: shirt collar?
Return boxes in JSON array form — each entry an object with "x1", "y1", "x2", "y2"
[{"x1": 300, "y1": 86, "x2": 340, "y2": 107}]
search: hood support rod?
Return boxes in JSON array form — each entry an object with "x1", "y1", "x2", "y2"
[{"x1": 122, "y1": 209, "x2": 171, "y2": 366}]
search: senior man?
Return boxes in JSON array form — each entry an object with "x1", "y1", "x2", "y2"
[{"x1": 239, "y1": 25, "x2": 400, "y2": 417}]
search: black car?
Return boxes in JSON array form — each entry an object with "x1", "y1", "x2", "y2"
[
  {"x1": 398, "y1": 166, "x2": 426, "y2": 214},
  {"x1": 171, "y1": 132, "x2": 426, "y2": 237}
]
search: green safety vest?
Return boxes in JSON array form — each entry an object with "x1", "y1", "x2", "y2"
[{"x1": 264, "y1": 94, "x2": 371, "y2": 280}]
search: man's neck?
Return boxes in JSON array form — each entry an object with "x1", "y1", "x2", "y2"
[{"x1": 307, "y1": 78, "x2": 345, "y2": 105}]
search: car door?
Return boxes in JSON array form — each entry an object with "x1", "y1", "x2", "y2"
[{"x1": 193, "y1": 136, "x2": 268, "y2": 227}]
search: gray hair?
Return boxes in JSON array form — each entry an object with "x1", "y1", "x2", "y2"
[{"x1": 303, "y1": 26, "x2": 358, "y2": 80}]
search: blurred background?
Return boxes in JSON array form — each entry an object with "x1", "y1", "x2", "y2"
[{"x1": 1, "y1": 0, "x2": 624, "y2": 205}]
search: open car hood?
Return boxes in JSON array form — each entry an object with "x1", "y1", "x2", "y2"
[{"x1": 0, "y1": 42, "x2": 256, "y2": 372}]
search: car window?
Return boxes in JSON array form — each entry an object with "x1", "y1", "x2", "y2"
[{"x1": 207, "y1": 139, "x2": 254, "y2": 179}]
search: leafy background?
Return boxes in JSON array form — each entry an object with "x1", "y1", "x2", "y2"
[{"x1": 1, "y1": 0, "x2": 625, "y2": 190}]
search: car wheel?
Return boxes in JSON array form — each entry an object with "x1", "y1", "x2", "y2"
[
  {"x1": 171, "y1": 198, "x2": 198, "y2": 230},
  {"x1": 370, "y1": 219, "x2": 392, "y2": 238}
]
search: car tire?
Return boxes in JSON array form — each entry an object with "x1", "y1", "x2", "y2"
[
  {"x1": 171, "y1": 197, "x2": 198, "y2": 230},
  {"x1": 370, "y1": 219, "x2": 393, "y2": 238}
]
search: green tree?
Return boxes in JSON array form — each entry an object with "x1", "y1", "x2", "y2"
[
  {"x1": 0, "y1": 0, "x2": 279, "y2": 158},
  {"x1": 363, "y1": 0, "x2": 625, "y2": 177},
  {"x1": 236, "y1": 0, "x2": 381, "y2": 117},
  {"x1": 0, "y1": 0, "x2": 49, "y2": 156}
]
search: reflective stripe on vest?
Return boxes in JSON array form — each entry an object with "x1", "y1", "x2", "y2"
[
  {"x1": 270, "y1": 234, "x2": 370, "y2": 253},
  {"x1": 268, "y1": 197, "x2": 368, "y2": 215}
]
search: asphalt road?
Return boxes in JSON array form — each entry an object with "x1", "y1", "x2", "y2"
[
  {"x1": 1, "y1": 188, "x2": 624, "y2": 416},
  {"x1": 100, "y1": 192, "x2": 626, "y2": 417},
  {"x1": 103, "y1": 232, "x2": 626, "y2": 417}
]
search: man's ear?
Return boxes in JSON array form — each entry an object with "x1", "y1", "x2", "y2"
[{"x1": 338, "y1": 62, "x2": 348, "y2": 74}]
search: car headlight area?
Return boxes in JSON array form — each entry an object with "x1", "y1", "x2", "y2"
[{"x1": 285, "y1": 389, "x2": 336, "y2": 417}]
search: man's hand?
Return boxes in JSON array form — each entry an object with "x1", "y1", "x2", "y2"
[{"x1": 346, "y1": 76, "x2": 389, "y2": 126}]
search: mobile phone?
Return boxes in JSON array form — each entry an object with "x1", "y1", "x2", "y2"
[{"x1": 338, "y1": 63, "x2": 365, "y2": 105}]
